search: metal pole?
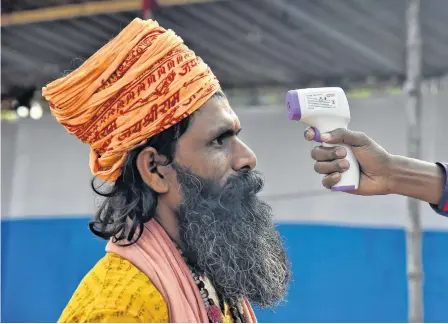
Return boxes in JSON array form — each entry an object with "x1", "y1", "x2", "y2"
[
  {"x1": 405, "y1": 0, "x2": 424, "y2": 322},
  {"x1": 142, "y1": 0, "x2": 152, "y2": 19}
]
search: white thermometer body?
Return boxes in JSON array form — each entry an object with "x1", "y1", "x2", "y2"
[{"x1": 286, "y1": 87, "x2": 360, "y2": 191}]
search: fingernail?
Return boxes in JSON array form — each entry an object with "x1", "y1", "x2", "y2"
[
  {"x1": 321, "y1": 133, "x2": 331, "y2": 141},
  {"x1": 339, "y1": 160, "x2": 349, "y2": 170},
  {"x1": 336, "y1": 148, "x2": 346, "y2": 157}
]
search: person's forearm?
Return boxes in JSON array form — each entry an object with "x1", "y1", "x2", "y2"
[{"x1": 388, "y1": 155, "x2": 445, "y2": 205}]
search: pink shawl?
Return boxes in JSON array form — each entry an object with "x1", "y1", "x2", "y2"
[{"x1": 105, "y1": 219, "x2": 257, "y2": 323}]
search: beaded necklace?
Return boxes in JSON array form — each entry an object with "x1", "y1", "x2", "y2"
[{"x1": 177, "y1": 248, "x2": 245, "y2": 323}]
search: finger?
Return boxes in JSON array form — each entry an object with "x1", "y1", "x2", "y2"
[
  {"x1": 304, "y1": 127, "x2": 315, "y2": 141},
  {"x1": 320, "y1": 128, "x2": 370, "y2": 147},
  {"x1": 311, "y1": 146, "x2": 347, "y2": 161},
  {"x1": 322, "y1": 172, "x2": 341, "y2": 189},
  {"x1": 314, "y1": 159, "x2": 350, "y2": 174}
]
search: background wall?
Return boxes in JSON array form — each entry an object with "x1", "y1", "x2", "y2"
[{"x1": 2, "y1": 92, "x2": 448, "y2": 322}]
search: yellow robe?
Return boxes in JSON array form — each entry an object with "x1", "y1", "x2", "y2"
[{"x1": 59, "y1": 253, "x2": 234, "y2": 323}]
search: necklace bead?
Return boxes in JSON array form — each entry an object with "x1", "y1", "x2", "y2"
[{"x1": 178, "y1": 246, "x2": 224, "y2": 323}]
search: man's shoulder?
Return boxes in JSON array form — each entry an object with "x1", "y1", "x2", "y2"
[{"x1": 58, "y1": 253, "x2": 168, "y2": 323}]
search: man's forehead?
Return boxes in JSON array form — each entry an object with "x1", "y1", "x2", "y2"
[{"x1": 193, "y1": 95, "x2": 240, "y2": 130}]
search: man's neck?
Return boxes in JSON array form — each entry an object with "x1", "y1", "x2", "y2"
[{"x1": 154, "y1": 208, "x2": 185, "y2": 250}]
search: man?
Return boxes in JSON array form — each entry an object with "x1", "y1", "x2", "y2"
[
  {"x1": 42, "y1": 18, "x2": 448, "y2": 324},
  {"x1": 43, "y1": 18, "x2": 289, "y2": 323}
]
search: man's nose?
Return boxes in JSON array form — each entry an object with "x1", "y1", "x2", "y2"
[{"x1": 231, "y1": 139, "x2": 257, "y2": 172}]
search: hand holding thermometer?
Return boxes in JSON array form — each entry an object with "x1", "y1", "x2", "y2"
[{"x1": 286, "y1": 87, "x2": 360, "y2": 191}]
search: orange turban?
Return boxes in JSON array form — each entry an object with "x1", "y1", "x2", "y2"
[{"x1": 42, "y1": 18, "x2": 220, "y2": 182}]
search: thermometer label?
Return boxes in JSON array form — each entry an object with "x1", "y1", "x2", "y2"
[{"x1": 306, "y1": 92, "x2": 337, "y2": 110}]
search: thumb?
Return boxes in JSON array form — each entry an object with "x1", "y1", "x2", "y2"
[{"x1": 321, "y1": 128, "x2": 370, "y2": 147}]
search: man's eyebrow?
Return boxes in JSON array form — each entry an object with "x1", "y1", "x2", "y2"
[{"x1": 209, "y1": 124, "x2": 242, "y2": 138}]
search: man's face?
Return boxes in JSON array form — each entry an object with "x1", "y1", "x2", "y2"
[
  {"x1": 161, "y1": 93, "x2": 291, "y2": 307},
  {"x1": 175, "y1": 92, "x2": 256, "y2": 185}
]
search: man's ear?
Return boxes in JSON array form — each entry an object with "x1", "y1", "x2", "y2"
[{"x1": 136, "y1": 147, "x2": 169, "y2": 194}]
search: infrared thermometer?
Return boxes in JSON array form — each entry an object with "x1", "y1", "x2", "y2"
[{"x1": 286, "y1": 87, "x2": 360, "y2": 191}]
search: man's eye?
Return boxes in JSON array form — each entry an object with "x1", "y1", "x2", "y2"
[{"x1": 211, "y1": 137, "x2": 224, "y2": 146}]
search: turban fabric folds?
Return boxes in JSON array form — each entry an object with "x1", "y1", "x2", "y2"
[{"x1": 42, "y1": 18, "x2": 220, "y2": 182}]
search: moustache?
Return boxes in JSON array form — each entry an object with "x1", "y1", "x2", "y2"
[{"x1": 218, "y1": 170, "x2": 265, "y2": 199}]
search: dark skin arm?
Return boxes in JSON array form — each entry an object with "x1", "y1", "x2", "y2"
[{"x1": 305, "y1": 127, "x2": 445, "y2": 205}]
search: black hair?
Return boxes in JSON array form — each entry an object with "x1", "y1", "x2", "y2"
[{"x1": 89, "y1": 115, "x2": 192, "y2": 246}]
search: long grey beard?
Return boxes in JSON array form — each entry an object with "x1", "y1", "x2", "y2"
[{"x1": 173, "y1": 163, "x2": 291, "y2": 308}]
